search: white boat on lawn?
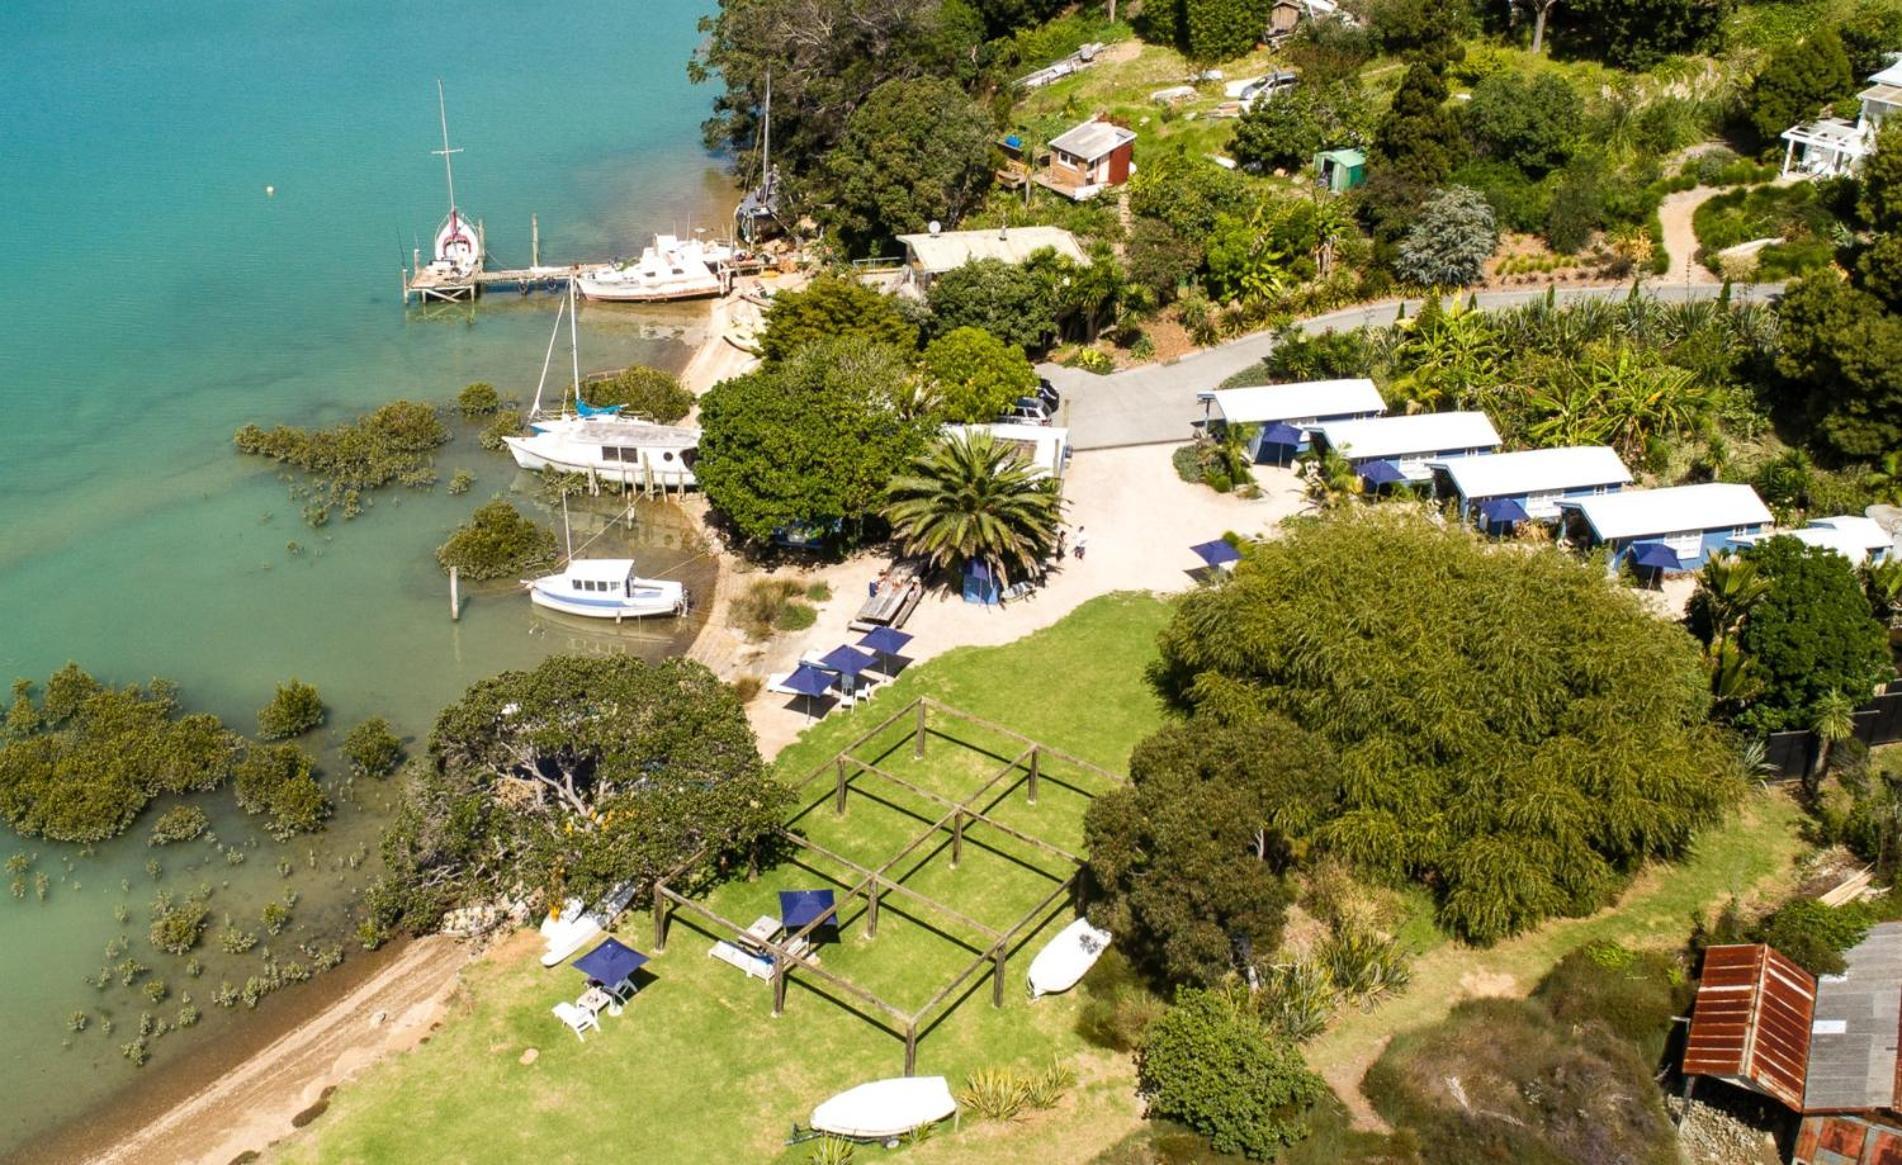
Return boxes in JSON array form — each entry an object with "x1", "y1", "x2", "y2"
[
  {"x1": 540, "y1": 880, "x2": 639, "y2": 968},
  {"x1": 503, "y1": 416, "x2": 699, "y2": 488},
  {"x1": 1027, "y1": 917, "x2": 1112, "y2": 998},
  {"x1": 525, "y1": 558, "x2": 687, "y2": 621},
  {"x1": 811, "y1": 1076, "x2": 958, "y2": 1141},
  {"x1": 576, "y1": 234, "x2": 735, "y2": 302}
]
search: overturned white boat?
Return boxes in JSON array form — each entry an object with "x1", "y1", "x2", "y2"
[
  {"x1": 525, "y1": 558, "x2": 687, "y2": 621},
  {"x1": 577, "y1": 234, "x2": 734, "y2": 302},
  {"x1": 1027, "y1": 917, "x2": 1112, "y2": 999},
  {"x1": 503, "y1": 416, "x2": 699, "y2": 488},
  {"x1": 540, "y1": 881, "x2": 639, "y2": 968},
  {"x1": 811, "y1": 1076, "x2": 958, "y2": 1141}
]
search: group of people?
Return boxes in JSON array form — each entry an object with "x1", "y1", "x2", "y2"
[{"x1": 1056, "y1": 524, "x2": 1087, "y2": 561}]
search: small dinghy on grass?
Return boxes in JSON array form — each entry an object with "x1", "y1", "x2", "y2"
[
  {"x1": 810, "y1": 1076, "x2": 958, "y2": 1142},
  {"x1": 539, "y1": 881, "x2": 637, "y2": 968},
  {"x1": 1027, "y1": 917, "x2": 1112, "y2": 999}
]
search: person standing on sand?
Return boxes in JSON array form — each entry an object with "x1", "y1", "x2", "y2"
[
  {"x1": 1074, "y1": 526, "x2": 1088, "y2": 560},
  {"x1": 1056, "y1": 525, "x2": 1068, "y2": 559}
]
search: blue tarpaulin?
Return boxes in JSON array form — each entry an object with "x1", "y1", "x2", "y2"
[
  {"x1": 820, "y1": 645, "x2": 878, "y2": 676},
  {"x1": 782, "y1": 664, "x2": 836, "y2": 697},
  {"x1": 1358, "y1": 459, "x2": 1407, "y2": 486},
  {"x1": 963, "y1": 559, "x2": 1002, "y2": 605},
  {"x1": 1631, "y1": 542, "x2": 1683, "y2": 571},
  {"x1": 1190, "y1": 539, "x2": 1243, "y2": 568},
  {"x1": 858, "y1": 627, "x2": 913, "y2": 656},
  {"x1": 574, "y1": 937, "x2": 649, "y2": 985},
  {"x1": 779, "y1": 889, "x2": 838, "y2": 931},
  {"x1": 1479, "y1": 498, "x2": 1530, "y2": 525}
]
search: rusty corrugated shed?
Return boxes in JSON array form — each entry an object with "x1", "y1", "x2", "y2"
[{"x1": 1685, "y1": 943, "x2": 1818, "y2": 1111}]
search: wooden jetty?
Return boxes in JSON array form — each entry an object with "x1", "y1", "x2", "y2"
[{"x1": 402, "y1": 241, "x2": 770, "y2": 305}]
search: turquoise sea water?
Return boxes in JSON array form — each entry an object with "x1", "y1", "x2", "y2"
[{"x1": 0, "y1": 0, "x2": 724, "y2": 1153}]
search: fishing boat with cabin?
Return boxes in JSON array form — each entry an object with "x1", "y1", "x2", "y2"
[
  {"x1": 524, "y1": 558, "x2": 688, "y2": 621},
  {"x1": 576, "y1": 233, "x2": 735, "y2": 302}
]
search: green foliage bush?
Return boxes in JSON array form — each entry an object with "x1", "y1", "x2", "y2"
[
  {"x1": 233, "y1": 400, "x2": 448, "y2": 525},
  {"x1": 921, "y1": 327, "x2": 1038, "y2": 423},
  {"x1": 0, "y1": 666, "x2": 241, "y2": 843},
  {"x1": 926, "y1": 258, "x2": 1057, "y2": 351},
  {"x1": 149, "y1": 805, "x2": 209, "y2": 846},
  {"x1": 477, "y1": 413, "x2": 522, "y2": 452},
  {"x1": 819, "y1": 76, "x2": 995, "y2": 254},
  {"x1": 760, "y1": 276, "x2": 917, "y2": 362},
  {"x1": 1137, "y1": 988, "x2": 1327, "y2": 1159},
  {"x1": 1756, "y1": 897, "x2": 1873, "y2": 976},
  {"x1": 257, "y1": 679, "x2": 324, "y2": 741},
  {"x1": 456, "y1": 382, "x2": 500, "y2": 418},
  {"x1": 1556, "y1": 0, "x2": 1730, "y2": 70},
  {"x1": 343, "y1": 717, "x2": 403, "y2": 778},
  {"x1": 1749, "y1": 28, "x2": 1855, "y2": 145},
  {"x1": 232, "y1": 744, "x2": 330, "y2": 840},
  {"x1": 1733, "y1": 537, "x2": 1892, "y2": 734},
  {"x1": 1077, "y1": 949, "x2": 1170, "y2": 1051},
  {"x1": 583, "y1": 366, "x2": 694, "y2": 423},
  {"x1": 148, "y1": 893, "x2": 210, "y2": 956},
  {"x1": 1395, "y1": 185, "x2": 1497, "y2": 288},
  {"x1": 435, "y1": 499, "x2": 559, "y2": 582}
]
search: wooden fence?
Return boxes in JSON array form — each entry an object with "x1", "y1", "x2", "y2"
[{"x1": 1762, "y1": 683, "x2": 1902, "y2": 778}]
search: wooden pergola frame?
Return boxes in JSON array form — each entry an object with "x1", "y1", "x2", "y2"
[{"x1": 651, "y1": 698, "x2": 1125, "y2": 1074}]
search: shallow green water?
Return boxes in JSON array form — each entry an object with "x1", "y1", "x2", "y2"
[{"x1": 0, "y1": 0, "x2": 725, "y2": 1152}]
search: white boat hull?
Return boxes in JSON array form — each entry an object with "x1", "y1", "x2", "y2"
[
  {"x1": 527, "y1": 581, "x2": 685, "y2": 620},
  {"x1": 540, "y1": 881, "x2": 638, "y2": 968},
  {"x1": 811, "y1": 1076, "x2": 958, "y2": 1141},
  {"x1": 502, "y1": 434, "x2": 698, "y2": 489},
  {"x1": 1027, "y1": 917, "x2": 1112, "y2": 998}
]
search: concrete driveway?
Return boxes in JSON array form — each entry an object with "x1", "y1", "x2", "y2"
[{"x1": 1047, "y1": 282, "x2": 1783, "y2": 450}]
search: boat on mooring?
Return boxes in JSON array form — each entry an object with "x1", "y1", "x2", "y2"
[
  {"x1": 503, "y1": 417, "x2": 699, "y2": 487},
  {"x1": 576, "y1": 233, "x2": 735, "y2": 302},
  {"x1": 426, "y1": 81, "x2": 482, "y2": 279},
  {"x1": 524, "y1": 558, "x2": 688, "y2": 622}
]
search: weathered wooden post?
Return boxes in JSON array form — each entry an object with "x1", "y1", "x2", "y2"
[
  {"x1": 772, "y1": 956, "x2": 788, "y2": 1017},
  {"x1": 867, "y1": 881, "x2": 882, "y2": 938},
  {"x1": 652, "y1": 885, "x2": 670, "y2": 952},
  {"x1": 904, "y1": 1024, "x2": 919, "y2": 1075},
  {"x1": 449, "y1": 566, "x2": 461, "y2": 621},
  {"x1": 992, "y1": 948, "x2": 1007, "y2": 1006},
  {"x1": 1027, "y1": 747, "x2": 1039, "y2": 806},
  {"x1": 913, "y1": 699, "x2": 927, "y2": 759},
  {"x1": 835, "y1": 757, "x2": 850, "y2": 815},
  {"x1": 951, "y1": 811, "x2": 964, "y2": 868}
]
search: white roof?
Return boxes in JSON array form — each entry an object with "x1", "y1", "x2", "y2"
[
  {"x1": 1809, "y1": 515, "x2": 1893, "y2": 550},
  {"x1": 1313, "y1": 411, "x2": 1501, "y2": 460},
  {"x1": 1048, "y1": 120, "x2": 1136, "y2": 161},
  {"x1": 948, "y1": 423, "x2": 1069, "y2": 478},
  {"x1": 564, "y1": 559, "x2": 637, "y2": 582},
  {"x1": 1731, "y1": 527, "x2": 1880, "y2": 565},
  {"x1": 896, "y1": 226, "x2": 1088, "y2": 274},
  {"x1": 1870, "y1": 60, "x2": 1902, "y2": 87},
  {"x1": 1429, "y1": 446, "x2": 1631, "y2": 499},
  {"x1": 1210, "y1": 380, "x2": 1385, "y2": 425},
  {"x1": 1561, "y1": 483, "x2": 1772, "y2": 541}
]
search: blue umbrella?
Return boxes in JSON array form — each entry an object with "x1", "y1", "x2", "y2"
[
  {"x1": 858, "y1": 626, "x2": 913, "y2": 656},
  {"x1": 1190, "y1": 539, "x2": 1243, "y2": 568},
  {"x1": 1478, "y1": 498, "x2": 1530, "y2": 526},
  {"x1": 1631, "y1": 542, "x2": 1683, "y2": 571},
  {"x1": 782, "y1": 664, "x2": 835, "y2": 696},
  {"x1": 1260, "y1": 421, "x2": 1304, "y2": 446},
  {"x1": 574, "y1": 937, "x2": 649, "y2": 986},
  {"x1": 819, "y1": 645, "x2": 878, "y2": 677},
  {"x1": 1358, "y1": 459, "x2": 1408, "y2": 487},
  {"x1": 778, "y1": 889, "x2": 837, "y2": 931}
]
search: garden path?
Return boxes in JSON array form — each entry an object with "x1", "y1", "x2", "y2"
[{"x1": 1659, "y1": 186, "x2": 1723, "y2": 287}]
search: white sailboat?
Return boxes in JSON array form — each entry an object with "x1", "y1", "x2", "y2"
[
  {"x1": 426, "y1": 81, "x2": 482, "y2": 278},
  {"x1": 576, "y1": 233, "x2": 735, "y2": 302}
]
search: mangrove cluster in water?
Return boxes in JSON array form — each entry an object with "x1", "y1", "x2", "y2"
[
  {"x1": 435, "y1": 498, "x2": 559, "y2": 581},
  {"x1": 233, "y1": 400, "x2": 449, "y2": 526}
]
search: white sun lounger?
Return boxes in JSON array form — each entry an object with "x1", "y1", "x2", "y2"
[{"x1": 552, "y1": 1000, "x2": 601, "y2": 1041}]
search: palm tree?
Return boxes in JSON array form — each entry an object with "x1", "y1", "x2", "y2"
[
  {"x1": 1694, "y1": 553, "x2": 1770, "y2": 652},
  {"x1": 883, "y1": 430, "x2": 1060, "y2": 589},
  {"x1": 1808, "y1": 690, "x2": 1860, "y2": 791},
  {"x1": 1867, "y1": 451, "x2": 1902, "y2": 506}
]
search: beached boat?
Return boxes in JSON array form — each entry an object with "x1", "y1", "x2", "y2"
[
  {"x1": 502, "y1": 416, "x2": 699, "y2": 487},
  {"x1": 540, "y1": 881, "x2": 639, "y2": 968},
  {"x1": 810, "y1": 1076, "x2": 958, "y2": 1141},
  {"x1": 576, "y1": 234, "x2": 735, "y2": 302},
  {"x1": 525, "y1": 558, "x2": 687, "y2": 621},
  {"x1": 1026, "y1": 917, "x2": 1112, "y2": 998}
]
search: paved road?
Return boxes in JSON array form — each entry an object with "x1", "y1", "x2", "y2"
[{"x1": 1048, "y1": 281, "x2": 1784, "y2": 450}]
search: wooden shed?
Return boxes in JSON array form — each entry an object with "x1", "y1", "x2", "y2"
[{"x1": 1683, "y1": 943, "x2": 1818, "y2": 1111}]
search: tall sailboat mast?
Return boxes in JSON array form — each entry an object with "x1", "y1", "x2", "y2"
[
  {"x1": 761, "y1": 69, "x2": 772, "y2": 200},
  {"x1": 432, "y1": 79, "x2": 462, "y2": 216}
]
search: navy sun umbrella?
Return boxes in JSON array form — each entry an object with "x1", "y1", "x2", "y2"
[
  {"x1": 819, "y1": 645, "x2": 878, "y2": 677},
  {"x1": 1478, "y1": 498, "x2": 1530, "y2": 526},
  {"x1": 783, "y1": 663, "x2": 836, "y2": 719},
  {"x1": 574, "y1": 937, "x2": 649, "y2": 986},
  {"x1": 1358, "y1": 459, "x2": 1407, "y2": 487},
  {"x1": 1190, "y1": 539, "x2": 1243, "y2": 569},
  {"x1": 1630, "y1": 542, "x2": 1683, "y2": 572},
  {"x1": 858, "y1": 626, "x2": 913, "y2": 674},
  {"x1": 779, "y1": 889, "x2": 838, "y2": 932}
]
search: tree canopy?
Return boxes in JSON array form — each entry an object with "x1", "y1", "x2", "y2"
[
  {"x1": 371, "y1": 655, "x2": 785, "y2": 936},
  {"x1": 1461, "y1": 71, "x2": 1581, "y2": 176},
  {"x1": 696, "y1": 337, "x2": 932, "y2": 542},
  {"x1": 1136, "y1": 988, "x2": 1328, "y2": 1159},
  {"x1": 920, "y1": 326, "x2": 1038, "y2": 422},
  {"x1": 926, "y1": 257, "x2": 1058, "y2": 351},
  {"x1": 1145, "y1": 509, "x2": 1737, "y2": 944},
  {"x1": 819, "y1": 76, "x2": 995, "y2": 254},
  {"x1": 1231, "y1": 82, "x2": 1371, "y2": 175},
  {"x1": 1139, "y1": 0, "x2": 1273, "y2": 63},
  {"x1": 1395, "y1": 184, "x2": 1498, "y2": 287},
  {"x1": 1730, "y1": 537, "x2": 1892, "y2": 734},
  {"x1": 883, "y1": 428, "x2": 1061, "y2": 586},
  {"x1": 1554, "y1": 0, "x2": 1730, "y2": 69},
  {"x1": 759, "y1": 275, "x2": 919, "y2": 362},
  {"x1": 1749, "y1": 30, "x2": 1855, "y2": 145}
]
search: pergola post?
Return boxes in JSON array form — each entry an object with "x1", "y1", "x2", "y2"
[
  {"x1": 913, "y1": 700, "x2": 927, "y2": 759},
  {"x1": 834, "y1": 756, "x2": 850, "y2": 815},
  {"x1": 951, "y1": 811, "x2": 964, "y2": 868},
  {"x1": 652, "y1": 885, "x2": 670, "y2": 952},
  {"x1": 904, "y1": 1023, "x2": 919, "y2": 1075},
  {"x1": 867, "y1": 882, "x2": 882, "y2": 938},
  {"x1": 1027, "y1": 747, "x2": 1040, "y2": 806},
  {"x1": 772, "y1": 958, "x2": 788, "y2": 1017},
  {"x1": 991, "y1": 947, "x2": 1007, "y2": 1007}
]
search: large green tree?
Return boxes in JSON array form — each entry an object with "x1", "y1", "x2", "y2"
[
  {"x1": 1774, "y1": 275, "x2": 1902, "y2": 459},
  {"x1": 1085, "y1": 715, "x2": 1323, "y2": 985},
  {"x1": 919, "y1": 326, "x2": 1038, "y2": 422},
  {"x1": 1145, "y1": 509, "x2": 1737, "y2": 943},
  {"x1": 759, "y1": 275, "x2": 918, "y2": 363},
  {"x1": 820, "y1": 76, "x2": 995, "y2": 253},
  {"x1": 1366, "y1": 62, "x2": 1464, "y2": 245},
  {"x1": 371, "y1": 655, "x2": 785, "y2": 936},
  {"x1": 1395, "y1": 184, "x2": 1498, "y2": 287},
  {"x1": 1461, "y1": 72, "x2": 1581, "y2": 176},
  {"x1": 882, "y1": 428, "x2": 1060, "y2": 586},
  {"x1": 697, "y1": 338, "x2": 932, "y2": 542},
  {"x1": 1749, "y1": 30, "x2": 1855, "y2": 145},
  {"x1": 926, "y1": 257, "x2": 1058, "y2": 350},
  {"x1": 1137, "y1": 988, "x2": 1328, "y2": 1160},
  {"x1": 1732, "y1": 537, "x2": 1893, "y2": 734},
  {"x1": 1231, "y1": 82, "x2": 1371, "y2": 175},
  {"x1": 1555, "y1": 0, "x2": 1731, "y2": 69},
  {"x1": 1139, "y1": 0, "x2": 1272, "y2": 62}
]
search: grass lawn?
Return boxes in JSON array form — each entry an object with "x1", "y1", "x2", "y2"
[{"x1": 274, "y1": 593, "x2": 1174, "y2": 1165}]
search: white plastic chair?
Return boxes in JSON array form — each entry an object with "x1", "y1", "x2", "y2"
[{"x1": 553, "y1": 1001, "x2": 600, "y2": 1041}]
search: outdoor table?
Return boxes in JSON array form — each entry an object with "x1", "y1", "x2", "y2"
[
  {"x1": 578, "y1": 986, "x2": 615, "y2": 1017},
  {"x1": 737, "y1": 914, "x2": 781, "y2": 955}
]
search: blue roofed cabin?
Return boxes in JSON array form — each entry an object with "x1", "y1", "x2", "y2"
[
  {"x1": 1428, "y1": 445, "x2": 1632, "y2": 533},
  {"x1": 1557, "y1": 483, "x2": 1773, "y2": 574},
  {"x1": 1309, "y1": 411, "x2": 1501, "y2": 487},
  {"x1": 1204, "y1": 379, "x2": 1386, "y2": 463}
]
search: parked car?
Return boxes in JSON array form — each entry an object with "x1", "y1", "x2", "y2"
[
  {"x1": 1003, "y1": 396, "x2": 1053, "y2": 425},
  {"x1": 1239, "y1": 70, "x2": 1297, "y2": 107}
]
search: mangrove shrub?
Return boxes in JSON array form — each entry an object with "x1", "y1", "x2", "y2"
[
  {"x1": 584, "y1": 366, "x2": 694, "y2": 423},
  {"x1": 233, "y1": 400, "x2": 449, "y2": 525},
  {"x1": 257, "y1": 679, "x2": 325, "y2": 740},
  {"x1": 343, "y1": 717, "x2": 403, "y2": 778},
  {"x1": 435, "y1": 499, "x2": 559, "y2": 581},
  {"x1": 232, "y1": 744, "x2": 330, "y2": 840}
]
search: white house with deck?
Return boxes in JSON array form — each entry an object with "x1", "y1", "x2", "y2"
[
  {"x1": 1310, "y1": 411, "x2": 1501, "y2": 485},
  {"x1": 1558, "y1": 482, "x2": 1773, "y2": 574},
  {"x1": 1781, "y1": 58, "x2": 1902, "y2": 178},
  {"x1": 893, "y1": 225, "x2": 1088, "y2": 293}
]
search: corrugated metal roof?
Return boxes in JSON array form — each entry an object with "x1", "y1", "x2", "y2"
[
  {"x1": 895, "y1": 226, "x2": 1089, "y2": 274},
  {"x1": 1047, "y1": 120, "x2": 1136, "y2": 161},
  {"x1": 1209, "y1": 380, "x2": 1385, "y2": 425},
  {"x1": 1430, "y1": 445, "x2": 1631, "y2": 500},
  {"x1": 1730, "y1": 525, "x2": 1886, "y2": 567},
  {"x1": 1561, "y1": 483, "x2": 1772, "y2": 541},
  {"x1": 1806, "y1": 924, "x2": 1902, "y2": 1112},
  {"x1": 1312, "y1": 411, "x2": 1500, "y2": 461},
  {"x1": 1686, "y1": 943, "x2": 1818, "y2": 1111}
]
